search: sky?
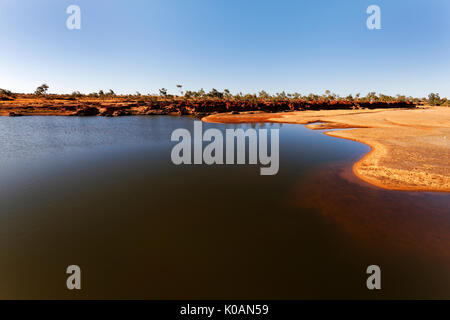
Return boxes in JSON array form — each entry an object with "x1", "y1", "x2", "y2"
[{"x1": 0, "y1": 0, "x2": 449, "y2": 97}]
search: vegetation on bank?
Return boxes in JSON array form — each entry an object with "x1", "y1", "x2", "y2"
[
  {"x1": 1, "y1": 84, "x2": 449, "y2": 106},
  {"x1": 0, "y1": 85, "x2": 449, "y2": 117}
]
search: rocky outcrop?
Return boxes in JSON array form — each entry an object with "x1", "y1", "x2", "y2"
[
  {"x1": 73, "y1": 107, "x2": 100, "y2": 116},
  {"x1": 8, "y1": 112, "x2": 23, "y2": 117}
]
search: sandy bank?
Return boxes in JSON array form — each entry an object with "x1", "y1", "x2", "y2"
[{"x1": 203, "y1": 107, "x2": 450, "y2": 192}]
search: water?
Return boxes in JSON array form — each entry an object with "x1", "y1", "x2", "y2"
[{"x1": 0, "y1": 116, "x2": 448, "y2": 299}]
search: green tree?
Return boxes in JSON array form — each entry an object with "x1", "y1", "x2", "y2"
[
  {"x1": 223, "y1": 89, "x2": 232, "y2": 99},
  {"x1": 366, "y1": 92, "x2": 377, "y2": 102},
  {"x1": 71, "y1": 91, "x2": 82, "y2": 98},
  {"x1": 184, "y1": 90, "x2": 193, "y2": 99},
  {"x1": 197, "y1": 88, "x2": 205, "y2": 98},
  {"x1": 428, "y1": 93, "x2": 441, "y2": 106},
  {"x1": 258, "y1": 90, "x2": 270, "y2": 99},
  {"x1": 35, "y1": 83, "x2": 49, "y2": 96},
  {"x1": 0, "y1": 88, "x2": 12, "y2": 96},
  {"x1": 276, "y1": 91, "x2": 287, "y2": 99},
  {"x1": 207, "y1": 88, "x2": 223, "y2": 98},
  {"x1": 0, "y1": 88, "x2": 15, "y2": 100}
]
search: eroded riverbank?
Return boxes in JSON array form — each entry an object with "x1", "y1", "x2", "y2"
[{"x1": 0, "y1": 96, "x2": 414, "y2": 117}]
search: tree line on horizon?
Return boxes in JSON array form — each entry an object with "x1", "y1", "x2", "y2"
[{"x1": 1, "y1": 84, "x2": 449, "y2": 106}]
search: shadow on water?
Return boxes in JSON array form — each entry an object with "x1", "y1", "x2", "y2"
[{"x1": 0, "y1": 116, "x2": 448, "y2": 299}]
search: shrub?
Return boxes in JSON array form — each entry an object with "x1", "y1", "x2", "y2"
[{"x1": 35, "y1": 84, "x2": 49, "y2": 96}]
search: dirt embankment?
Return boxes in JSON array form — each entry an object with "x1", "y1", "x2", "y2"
[
  {"x1": 0, "y1": 96, "x2": 414, "y2": 117},
  {"x1": 203, "y1": 107, "x2": 450, "y2": 193}
]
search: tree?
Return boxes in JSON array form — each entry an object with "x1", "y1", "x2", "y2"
[
  {"x1": 258, "y1": 90, "x2": 270, "y2": 99},
  {"x1": 396, "y1": 94, "x2": 406, "y2": 102},
  {"x1": 176, "y1": 84, "x2": 183, "y2": 96},
  {"x1": 207, "y1": 88, "x2": 223, "y2": 98},
  {"x1": 307, "y1": 93, "x2": 319, "y2": 101},
  {"x1": 444, "y1": 98, "x2": 450, "y2": 106},
  {"x1": 440, "y1": 97, "x2": 449, "y2": 106},
  {"x1": 378, "y1": 94, "x2": 392, "y2": 102},
  {"x1": 428, "y1": 93, "x2": 441, "y2": 106},
  {"x1": 0, "y1": 88, "x2": 13, "y2": 97},
  {"x1": 71, "y1": 91, "x2": 82, "y2": 98},
  {"x1": 276, "y1": 91, "x2": 287, "y2": 99},
  {"x1": 366, "y1": 92, "x2": 377, "y2": 102},
  {"x1": 224, "y1": 89, "x2": 232, "y2": 99},
  {"x1": 0, "y1": 88, "x2": 15, "y2": 100},
  {"x1": 322, "y1": 90, "x2": 334, "y2": 101},
  {"x1": 159, "y1": 88, "x2": 168, "y2": 97},
  {"x1": 184, "y1": 90, "x2": 193, "y2": 99},
  {"x1": 35, "y1": 84, "x2": 49, "y2": 96},
  {"x1": 196, "y1": 88, "x2": 205, "y2": 98}
]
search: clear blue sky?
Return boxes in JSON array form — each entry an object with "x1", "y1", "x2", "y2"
[{"x1": 0, "y1": 0, "x2": 449, "y2": 97}]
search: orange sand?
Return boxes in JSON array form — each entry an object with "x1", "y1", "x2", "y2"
[{"x1": 203, "y1": 107, "x2": 450, "y2": 192}]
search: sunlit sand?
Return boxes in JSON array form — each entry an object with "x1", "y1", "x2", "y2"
[{"x1": 203, "y1": 106, "x2": 450, "y2": 192}]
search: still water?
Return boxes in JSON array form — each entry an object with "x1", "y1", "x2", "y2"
[{"x1": 0, "y1": 116, "x2": 448, "y2": 299}]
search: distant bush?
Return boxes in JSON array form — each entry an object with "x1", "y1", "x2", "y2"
[
  {"x1": 159, "y1": 88, "x2": 168, "y2": 97},
  {"x1": 0, "y1": 88, "x2": 13, "y2": 96},
  {"x1": 0, "y1": 88, "x2": 15, "y2": 100},
  {"x1": 427, "y1": 93, "x2": 442, "y2": 106},
  {"x1": 71, "y1": 91, "x2": 83, "y2": 98},
  {"x1": 207, "y1": 88, "x2": 224, "y2": 99},
  {"x1": 35, "y1": 84, "x2": 49, "y2": 96},
  {"x1": 4, "y1": 86, "x2": 449, "y2": 108},
  {"x1": 440, "y1": 97, "x2": 450, "y2": 106}
]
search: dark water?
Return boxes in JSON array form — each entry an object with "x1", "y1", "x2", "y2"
[{"x1": 0, "y1": 116, "x2": 448, "y2": 299}]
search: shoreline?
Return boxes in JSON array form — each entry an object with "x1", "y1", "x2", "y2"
[
  {"x1": 2, "y1": 96, "x2": 448, "y2": 193},
  {"x1": 0, "y1": 96, "x2": 415, "y2": 117},
  {"x1": 202, "y1": 107, "x2": 450, "y2": 193}
]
